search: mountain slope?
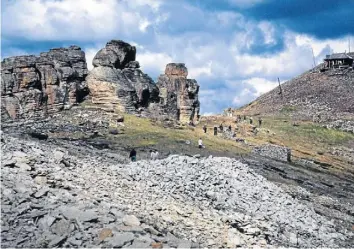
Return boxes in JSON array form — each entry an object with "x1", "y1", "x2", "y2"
[{"x1": 238, "y1": 57, "x2": 354, "y2": 122}]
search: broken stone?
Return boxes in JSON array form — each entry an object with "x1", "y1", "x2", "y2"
[
  {"x1": 33, "y1": 188, "x2": 49, "y2": 198},
  {"x1": 107, "y1": 232, "x2": 135, "y2": 247},
  {"x1": 48, "y1": 235, "x2": 68, "y2": 247},
  {"x1": 122, "y1": 215, "x2": 140, "y2": 227},
  {"x1": 99, "y1": 228, "x2": 113, "y2": 241}
]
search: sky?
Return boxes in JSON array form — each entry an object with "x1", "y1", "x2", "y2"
[{"x1": 1, "y1": 0, "x2": 354, "y2": 114}]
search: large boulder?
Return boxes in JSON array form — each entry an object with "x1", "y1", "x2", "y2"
[
  {"x1": 156, "y1": 63, "x2": 200, "y2": 123},
  {"x1": 87, "y1": 40, "x2": 159, "y2": 113},
  {"x1": 92, "y1": 40, "x2": 136, "y2": 69},
  {"x1": 1, "y1": 46, "x2": 89, "y2": 120}
]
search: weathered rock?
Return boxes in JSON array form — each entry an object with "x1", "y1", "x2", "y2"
[
  {"x1": 87, "y1": 40, "x2": 200, "y2": 123},
  {"x1": 87, "y1": 40, "x2": 159, "y2": 113},
  {"x1": 1, "y1": 46, "x2": 89, "y2": 120},
  {"x1": 92, "y1": 40, "x2": 136, "y2": 69},
  {"x1": 107, "y1": 232, "x2": 135, "y2": 247},
  {"x1": 122, "y1": 215, "x2": 140, "y2": 227},
  {"x1": 156, "y1": 63, "x2": 200, "y2": 123}
]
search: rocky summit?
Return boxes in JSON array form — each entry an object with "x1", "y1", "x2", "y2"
[{"x1": 2, "y1": 132, "x2": 353, "y2": 248}]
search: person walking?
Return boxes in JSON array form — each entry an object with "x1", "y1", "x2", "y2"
[
  {"x1": 214, "y1": 126, "x2": 218, "y2": 136},
  {"x1": 198, "y1": 138, "x2": 203, "y2": 149},
  {"x1": 129, "y1": 148, "x2": 137, "y2": 162},
  {"x1": 203, "y1": 125, "x2": 207, "y2": 133},
  {"x1": 150, "y1": 150, "x2": 159, "y2": 160},
  {"x1": 258, "y1": 117, "x2": 263, "y2": 127}
]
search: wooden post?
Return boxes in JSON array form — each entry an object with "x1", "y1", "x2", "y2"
[{"x1": 278, "y1": 78, "x2": 283, "y2": 99}]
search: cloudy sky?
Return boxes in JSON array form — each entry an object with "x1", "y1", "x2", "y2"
[{"x1": 2, "y1": 0, "x2": 354, "y2": 114}]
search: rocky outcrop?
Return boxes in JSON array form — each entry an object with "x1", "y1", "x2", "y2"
[
  {"x1": 87, "y1": 40, "x2": 159, "y2": 113},
  {"x1": 156, "y1": 63, "x2": 200, "y2": 123},
  {"x1": 87, "y1": 41, "x2": 200, "y2": 123},
  {"x1": 1, "y1": 46, "x2": 89, "y2": 120},
  {"x1": 1, "y1": 39, "x2": 201, "y2": 123}
]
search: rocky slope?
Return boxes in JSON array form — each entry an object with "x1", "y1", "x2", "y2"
[
  {"x1": 1, "y1": 46, "x2": 89, "y2": 120},
  {"x1": 2, "y1": 132, "x2": 353, "y2": 248},
  {"x1": 236, "y1": 58, "x2": 354, "y2": 126}
]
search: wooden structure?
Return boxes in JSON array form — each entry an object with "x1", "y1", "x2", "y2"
[{"x1": 324, "y1": 53, "x2": 353, "y2": 68}]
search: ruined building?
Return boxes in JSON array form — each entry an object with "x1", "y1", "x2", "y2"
[{"x1": 324, "y1": 52, "x2": 354, "y2": 69}]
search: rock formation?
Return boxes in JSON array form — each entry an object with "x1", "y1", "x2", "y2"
[
  {"x1": 87, "y1": 40, "x2": 200, "y2": 123},
  {"x1": 87, "y1": 40, "x2": 159, "y2": 113},
  {"x1": 1, "y1": 39, "x2": 201, "y2": 124},
  {"x1": 156, "y1": 63, "x2": 200, "y2": 123},
  {"x1": 1, "y1": 46, "x2": 89, "y2": 120}
]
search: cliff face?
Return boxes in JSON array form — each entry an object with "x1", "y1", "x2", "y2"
[{"x1": 1, "y1": 46, "x2": 89, "y2": 120}]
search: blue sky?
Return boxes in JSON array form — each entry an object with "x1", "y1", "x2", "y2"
[{"x1": 2, "y1": 0, "x2": 354, "y2": 114}]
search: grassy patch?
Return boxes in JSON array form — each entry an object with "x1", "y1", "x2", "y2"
[{"x1": 106, "y1": 114, "x2": 250, "y2": 156}]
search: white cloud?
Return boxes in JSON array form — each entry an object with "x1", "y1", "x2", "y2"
[
  {"x1": 2, "y1": 0, "x2": 166, "y2": 41},
  {"x1": 136, "y1": 51, "x2": 173, "y2": 77}
]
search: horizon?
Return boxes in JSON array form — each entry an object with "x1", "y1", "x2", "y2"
[{"x1": 1, "y1": 0, "x2": 353, "y2": 114}]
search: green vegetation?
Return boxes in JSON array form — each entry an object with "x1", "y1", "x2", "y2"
[{"x1": 106, "y1": 114, "x2": 250, "y2": 157}]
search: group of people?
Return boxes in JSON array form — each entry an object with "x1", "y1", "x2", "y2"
[
  {"x1": 129, "y1": 148, "x2": 160, "y2": 162},
  {"x1": 128, "y1": 116, "x2": 264, "y2": 162}
]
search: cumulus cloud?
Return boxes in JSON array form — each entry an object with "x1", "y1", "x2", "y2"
[
  {"x1": 137, "y1": 51, "x2": 173, "y2": 78},
  {"x1": 1, "y1": 0, "x2": 166, "y2": 41}
]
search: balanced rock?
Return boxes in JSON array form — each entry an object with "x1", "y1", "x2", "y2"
[
  {"x1": 92, "y1": 40, "x2": 136, "y2": 69},
  {"x1": 1, "y1": 46, "x2": 89, "y2": 120},
  {"x1": 87, "y1": 40, "x2": 159, "y2": 113}
]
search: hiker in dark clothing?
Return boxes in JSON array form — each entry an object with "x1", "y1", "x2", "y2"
[
  {"x1": 129, "y1": 149, "x2": 137, "y2": 162},
  {"x1": 219, "y1": 123, "x2": 223, "y2": 132},
  {"x1": 250, "y1": 117, "x2": 253, "y2": 125},
  {"x1": 258, "y1": 117, "x2": 263, "y2": 127},
  {"x1": 214, "y1": 126, "x2": 218, "y2": 136},
  {"x1": 203, "y1": 125, "x2": 207, "y2": 133}
]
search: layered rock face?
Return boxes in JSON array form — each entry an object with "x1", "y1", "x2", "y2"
[
  {"x1": 87, "y1": 40, "x2": 159, "y2": 113},
  {"x1": 156, "y1": 63, "x2": 200, "y2": 123},
  {"x1": 1, "y1": 46, "x2": 89, "y2": 120}
]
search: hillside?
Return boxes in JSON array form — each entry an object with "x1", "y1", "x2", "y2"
[
  {"x1": 2, "y1": 107, "x2": 354, "y2": 247},
  {"x1": 238, "y1": 54, "x2": 354, "y2": 123}
]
